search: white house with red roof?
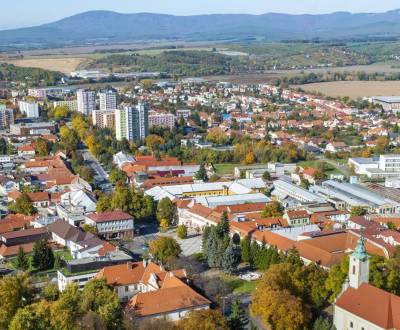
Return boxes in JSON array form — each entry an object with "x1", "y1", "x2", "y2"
[{"x1": 85, "y1": 211, "x2": 134, "y2": 239}]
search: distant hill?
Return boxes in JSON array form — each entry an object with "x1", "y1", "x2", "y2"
[{"x1": 2, "y1": 10, "x2": 400, "y2": 47}]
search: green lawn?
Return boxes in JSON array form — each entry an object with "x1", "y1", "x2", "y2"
[
  {"x1": 214, "y1": 163, "x2": 241, "y2": 175},
  {"x1": 224, "y1": 275, "x2": 259, "y2": 294}
]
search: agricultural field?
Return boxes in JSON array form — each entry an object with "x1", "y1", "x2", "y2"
[
  {"x1": 296, "y1": 81, "x2": 400, "y2": 99},
  {"x1": 2, "y1": 57, "x2": 87, "y2": 74}
]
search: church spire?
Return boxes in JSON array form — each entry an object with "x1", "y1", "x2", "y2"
[{"x1": 349, "y1": 236, "x2": 369, "y2": 289}]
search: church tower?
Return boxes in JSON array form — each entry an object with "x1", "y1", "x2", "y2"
[{"x1": 349, "y1": 237, "x2": 369, "y2": 289}]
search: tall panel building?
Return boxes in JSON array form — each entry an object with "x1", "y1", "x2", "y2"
[
  {"x1": 77, "y1": 89, "x2": 96, "y2": 115},
  {"x1": 18, "y1": 101, "x2": 39, "y2": 118},
  {"x1": 0, "y1": 107, "x2": 14, "y2": 129},
  {"x1": 115, "y1": 103, "x2": 149, "y2": 141},
  {"x1": 99, "y1": 90, "x2": 117, "y2": 111}
]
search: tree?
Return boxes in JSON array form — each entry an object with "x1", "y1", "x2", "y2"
[
  {"x1": 222, "y1": 240, "x2": 241, "y2": 273},
  {"x1": 206, "y1": 128, "x2": 229, "y2": 145},
  {"x1": 216, "y1": 211, "x2": 230, "y2": 237},
  {"x1": 251, "y1": 287, "x2": 311, "y2": 330},
  {"x1": 53, "y1": 105, "x2": 70, "y2": 121},
  {"x1": 205, "y1": 228, "x2": 226, "y2": 268},
  {"x1": 240, "y1": 236, "x2": 252, "y2": 264},
  {"x1": 159, "y1": 218, "x2": 170, "y2": 232},
  {"x1": 350, "y1": 206, "x2": 367, "y2": 217},
  {"x1": 375, "y1": 136, "x2": 390, "y2": 154},
  {"x1": 177, "y1": 225, "x2": 188, "y2": 239},
  {"x1": 42, "y1": 283, "x2": 59, "y2": 302},
  {"x1": 50, "y1": 283, "x2": 80, "y2": 329},
  {"x1": 16, "y1": 246, "x2": 29, "y2": 271},
  {"x1": 261, "y1": 201, "x2": 283, "y2": 218},
  {"x1": 156, "y1": 197, "x2": 176, "y2": 225},
  {"x1": 108, "y1": 168, "x2": 127, "y2": 184},
  {"x1": 32, "y1": 239, "x2": 54, "y2": 271},
  {"x1": 0, "y1": 273, "x2": 34, "y2": 329},
  {"x1": 145, "y1": 134, "x2": 165, "y2": 152},
  {"x1": 179, "y1": 309, "x2": 229, "y2": 330},
  {"x1": 9, "y1": 300, "x2": 52, "y2": 330},
  {"x1": 325, "y1": 257, "x2": 349, "y2": 302},
  {"x1": 313, "y1": 316, "x2": 335, "y2": 330},
  {"x1": 80, "y1": 279, "x2": 122, "y2": 329},
  {"x1": 195, "y1": 163, "x2": 208, "y2": 181},
  {"x1": 9, "y1": 193, "x2": 37, "y2": 216},
  {"x1": 149, "y1": 237, "x2": 181, "y2": 264},
  {"x1": 34, "y1": 137, "x2": 50, "y2": 156},
  {"x1": 228, "y1": 299, "x2": 248, "y2": 330},
  {"x1": 244, "y1": 152, "x2": 255, "y2": 165},
  {"x1": 262, "y1": 171, "x2": 271, "y2": 181}
]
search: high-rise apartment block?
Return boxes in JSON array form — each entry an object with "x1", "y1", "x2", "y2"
[
  {"x1": 0, "y1": 107, "x2": 14, "y2": 129},
  {"x1": 92, "y1": 110, "x2": 115, "y2": 129},
  {"x1": 99, "y1": 90, "x2": 117, "y2": 111},
  {"x1": 18, "y1": 101, "x2": 39, "y2": 118},
  {"x1": 77, "y1": 89, "x2": 96, "y2": 115},
  {"x1": 115, "y1": 103, "x2": 149, "y2": 141}
]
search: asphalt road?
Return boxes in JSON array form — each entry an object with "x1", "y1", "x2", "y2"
[{"x1": 81, "y1": 148, "x2": 111, "y2": 191}]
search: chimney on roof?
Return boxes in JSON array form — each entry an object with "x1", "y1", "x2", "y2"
[
  {"x1": 160, "y1": 264, "x2": 164, "y2": 271},
  {"x1": 127, "y1": 262, "x2": 133, "y2": 270},
  {"x1": 143, "y1": 259, "x2": 147, "y2": 268}
]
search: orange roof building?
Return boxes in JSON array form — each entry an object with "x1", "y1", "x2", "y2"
[{"x1": 97, "y1": 260, "x2": 210, "y2": 320}]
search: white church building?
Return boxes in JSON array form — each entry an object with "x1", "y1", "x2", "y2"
[{"x1": 334, "y1": 237, "x2": 400, "y2": 330}]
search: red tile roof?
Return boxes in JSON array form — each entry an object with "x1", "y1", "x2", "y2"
[
  {"x1": 87, "y1": 211, "x2": 133, "y2": 223},
  {"x1": 336, "y1": 283, "x2": 400, "y2": 329}
]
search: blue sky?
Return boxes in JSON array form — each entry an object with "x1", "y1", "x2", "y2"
[{"x1": 2, "y1": 0, "x2": 400, "y2": 29}]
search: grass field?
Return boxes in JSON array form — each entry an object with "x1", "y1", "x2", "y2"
[
  {"x1": 214, "y1": 163, "x2": 241, "y2": 175},
  {"x1": 3, "y1": 57, "x2": 87, "y2": 73},
  {"x1": 225, "y1": 276, "x2": 259, "y2": 294},
  {"x1": 296, "y1": 81, "x2": 400, "y2": 99}
]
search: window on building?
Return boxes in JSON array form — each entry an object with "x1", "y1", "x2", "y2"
[
  {"x1": 350, "y1": 321, "x2": 353, "y2": 328},
  {"x1": 352, "y1": 265, "x2": 356, "y2": 275},
  {"x1": 125, "y1": 286, "x2": 129, "y2": 292}
]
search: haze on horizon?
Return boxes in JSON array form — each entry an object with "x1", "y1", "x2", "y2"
[{"x1": 2, "y1": 0, "x2": 400, "y2": 30}]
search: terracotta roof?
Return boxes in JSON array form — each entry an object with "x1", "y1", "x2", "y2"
[
  {"x1": 0, "y1": 243, "x2": 34, "y2": 258},
  {"x1": 142, "y1": 176, "x2": 194, "y2": 189},
  {"x1": 336, "y1": 283, "x2": 400, "y2": 329},
  {"x1": 175, "y1": 199, "x2": 191, "y2": 209},
  {"x1": 187, "y1": 204, "x2": 214, "y2": 219},
  {"x1": 87, "y1": 211, "x2": 133, "y2": 223},
  {"x1": 128, "y1": 277, "x2": 210, "y2": 317},
  {"x1": 0, "y1": 216, "x2": 32, "y2": 234},
  {"x1": 214, "y1": 202, "x2": 266, "y2": 214},
  {"x1": 286, "y1": 210, "x2": 309, "y2": 219},
  {"x1": 97, "y1": 262, "x2": 147, "y2": 285},
  {"x1": 1, "y1": 227, "x2": 47, "y2": 240}
]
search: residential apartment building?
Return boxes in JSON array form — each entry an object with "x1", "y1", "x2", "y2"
[
  {"x1": 148, "y1": 111, "x2": 176, "y2": 129},
  {"x1": 99, "y1": 90, "x2": 117, "y2": 111},
  {"x1": 115, "y1": 103, "x2": 149, "y2": 141},
  {"x1": 92, "y1": 109, "x2": 115, "y2": 129},
  {"x1": 53, "y1": 100, "x2": 78, "y2": 112},
  {"x1": 18, "y1": 100, "x2": 39, "y2": 118},
  {"x1": 85, "y1": 211, "x2": 134, "y2": 239},
  {"x1": 0, "y1": 107, "x2": 14, "y2": 129},
  {"x1": 77, "y1": 89, "x2": 96, "y2": 115}
]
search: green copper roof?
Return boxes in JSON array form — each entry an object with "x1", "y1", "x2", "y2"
[{"x1": 352, "y1": 237, "x2": 368, "y2": 261}]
